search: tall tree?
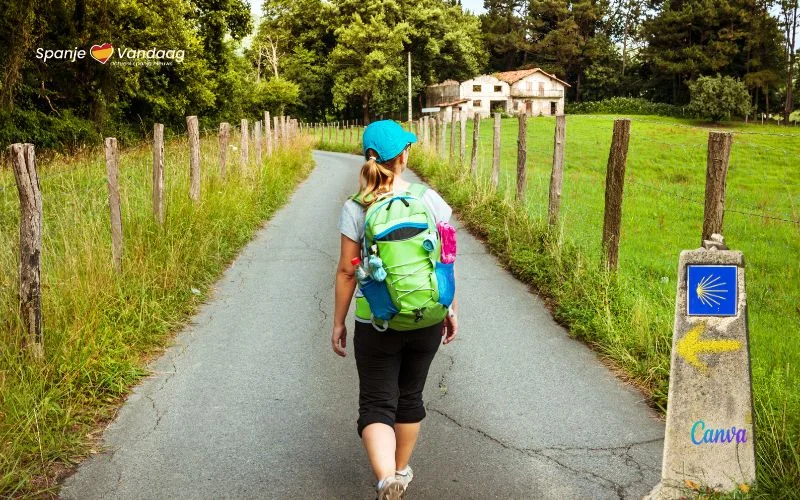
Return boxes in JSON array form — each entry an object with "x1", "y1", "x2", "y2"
[
  {"x1": 780, "y1": 0, "x2": 798, "y2": 123},
  {"x1": 329, "y1": 7, "x2": 410, "y2": 123},
  {"x1": 481, "y1": 0, "x2": 527, "y2": 71},
  {"x1": 528, "y1": 0, "x2": 609, "y2": 101},
  {"x1": 258, "y1": 0, "x2": 336, "y2": 120},
  {"x1": 641, "y1": 0, "x2": 783, "y2": 105}
]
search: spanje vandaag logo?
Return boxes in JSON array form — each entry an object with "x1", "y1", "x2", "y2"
[{"x1": 36, "y1": 42, "x2": 185, "y2": 66}]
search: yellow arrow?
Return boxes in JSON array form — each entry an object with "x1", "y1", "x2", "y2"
[{"x1": 676, "y1": 321, "x2": 742, "y2": 376}]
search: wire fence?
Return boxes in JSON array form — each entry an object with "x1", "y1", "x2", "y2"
[
  {"x1": 0, "y1": 118, "x2": 291, "y2": 197},
  {"x1": 309, "y1": 113, "x2": 799, "y2": 281}
]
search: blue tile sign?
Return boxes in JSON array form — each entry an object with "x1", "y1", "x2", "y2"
[{"x1": 687, "y1": 265, "x2": 738, "y2": 316}]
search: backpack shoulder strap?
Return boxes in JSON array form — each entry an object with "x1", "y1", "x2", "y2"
[
  {"x1": 405, "y1": 183, "x2": 428, "y2": 198},
  {"x1": 350, "y1": 192, "x2": 365, "y2": 206}
]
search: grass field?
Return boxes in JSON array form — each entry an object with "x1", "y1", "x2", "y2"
[
  {"x1": 0, "y1": 131, "x2": 314, "y2": 496},
  {"x1": 316, "y1": 115, "x2": 800, "y2": 495}
]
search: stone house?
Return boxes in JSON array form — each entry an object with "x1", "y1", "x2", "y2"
[{"x1": 425, "y1": 68, "x2": 570, "y2": 120}]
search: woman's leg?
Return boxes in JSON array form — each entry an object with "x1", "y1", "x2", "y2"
[
  {"x1": 362, "y1": 423, "x2": 398, "y2": 481},
  {"x1": 354, "y1": 321, "x2": 404, "y2": 482},
  {"x1": 394, "y1": 422, "x2": 421, "y2": 470},
  {"x1": 394, "y1": 320, "x2": 444, "y2": 469}
]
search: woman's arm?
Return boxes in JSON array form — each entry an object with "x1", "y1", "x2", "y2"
[
  {"x1": 442, "y1": 266, "x2": 458, "y2": 344},
  {"x1": 332, "y1": 235, "x2": 361, "y2": 356}
]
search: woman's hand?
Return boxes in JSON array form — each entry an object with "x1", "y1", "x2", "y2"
[
  {"x1": 442, "y1": 313, "x2": 458, "y2": 345},
  {"x1": 331, "y1": 323, "x2": 348, "y2": 357}
]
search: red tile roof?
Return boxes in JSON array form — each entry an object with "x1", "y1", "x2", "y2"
[{"x1": 494, "y1": 68, "x2": 571, "y2": 87}]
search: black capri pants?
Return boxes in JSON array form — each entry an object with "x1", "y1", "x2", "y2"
[{"x1": 354, "y1": 319, "x2": 444, "y2": 437}]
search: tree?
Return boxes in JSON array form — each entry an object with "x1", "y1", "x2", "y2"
[
  {"x1": 258, "y1": 0, "x2": 336, "y2": 120},
  {"x1": 329, "y1": 8, "x2": 410, "y2": 123},
  {"x1": 253, "y1": 76, "x2": 300, "y2": 115},
  {"x1": 641, "y1": 0, "x2": 784, "y2": 105},
  {"x1": 779, "y1": 0, "x2": 798, "y2": 124},
  {"x1": 527, "y1": 0, "x2": 609, "y2": 101},
  {"x1": 606, "y1": 0, "x2": 646, "y2": 77},
  {"x1": 481, "y1": 0, "x2": 527, "y2": 71},
  {"x1": 687, "y1": 75, "x2": 753, "y2": 121}
]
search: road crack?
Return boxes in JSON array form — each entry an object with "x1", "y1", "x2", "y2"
[{"x1": 426, "y1": 403, "x2": 661, "y2": 499}]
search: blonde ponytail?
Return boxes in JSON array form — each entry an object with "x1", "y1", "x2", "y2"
[{"x1": 357, "y1": 149, "x2": 397, "y2": 207}]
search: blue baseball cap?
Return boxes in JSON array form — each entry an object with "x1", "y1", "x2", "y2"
[{"x1": 362, "y1": 120, "x2": 417, "y2": 163}]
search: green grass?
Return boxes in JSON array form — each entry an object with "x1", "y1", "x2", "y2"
[
  {"x1": 318, "y1": 114, "x2": 800, "y2": 496},
  {"x1": 0, "y1": 130, "x2": 314, "y2": 496}
]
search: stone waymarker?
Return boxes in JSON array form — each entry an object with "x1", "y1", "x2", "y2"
[{"x1": 647, "y1": 234, "x2": 755, "y2": 498}]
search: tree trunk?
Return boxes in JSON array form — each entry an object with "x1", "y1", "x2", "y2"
[
  {"x1": 784, "y1": 3, "x2": 797, "y2": 125},
  {"x1": 256, "y1": 46, "x2": 262, "y2": 83},
  {"x1": 622, "y1": 0, "x2": 630, "y2": 76},
  {"x1": 363, "y1": 93, "x2": 371, "y2": 125}
]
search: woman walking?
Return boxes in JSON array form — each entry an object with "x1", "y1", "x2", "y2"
[{"x1": 331, "y1": 120, "x2": 458, "y2": 499}]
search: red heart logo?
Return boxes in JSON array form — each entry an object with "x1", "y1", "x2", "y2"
[{"x1": 90, "y1": 43, "x2": 114, "y2": 64}]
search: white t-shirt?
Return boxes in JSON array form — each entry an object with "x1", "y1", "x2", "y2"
[{"x1": 338, "y1": 188, "x2": 452, "y2": 244}]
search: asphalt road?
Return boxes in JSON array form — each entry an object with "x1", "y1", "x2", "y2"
[{"x1": 61, "y1": 150, "x2": 665, "y2": 499}]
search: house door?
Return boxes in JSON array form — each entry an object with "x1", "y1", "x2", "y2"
[
  {"x1": 525, "y1": 101, "x2": 532, "y2": 113},
  {"x1": 550, "y1": 102, "x2": 557, "y2": 115}
]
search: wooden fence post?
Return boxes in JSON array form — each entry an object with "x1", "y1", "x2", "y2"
[
  {"x1": 548, "y1": 115, "x2": 566, "y2": 227},
  {"x1": 153, "y1": 123, "x2": 165, "y2": 225},
  {"x1": 104, "y1": 137, "x2": 123, "y2": 273},
  {"x1": 516, "y1": 112, "x2": 527, "y2": 202},
  {"x1": 240, "y1": 119, "x2": 249, "y2": 172},
  {"x1": 460, "y1": 111, "x2": 467, "y2": 167},
  {"x1": 601, "y1": 118, "x2": 631, "y2": 271},
  {"x1": 492, "y1": 112, "x2": 501, "y2": 189},
  {"x1": 449, "y1": 110, "x2": 457, "y2": 164},
  {"x1": 439, "y1": 113, "x2": 447, "y2": 159},
  {"x1": 265, "y1": 111, "x2": 272, "y2": 156},
  {"x1": 702, "y1": 131, "x2": 733, "y2": 244},
  {"x1": 274, "y1": 116, "x2": 281, "y2": 149},
  {"x1": 431, "y1": 117, "x2": 438, "y2": 154},
  {"x1": 187, "y1": 116, "x2": 200, "y2": 202},
  {"x1": 254, "y1": 120, "x2": 262, "y2": 167},
  {"x1": 10, "y1": 143, "x2": 43, "y2": 359},
  {"x1": 218, "y1": 122, "x2": 230, "y2": 178},
  {"x1": 471, "y1": 112, "x2": 481, "y2": 178}
]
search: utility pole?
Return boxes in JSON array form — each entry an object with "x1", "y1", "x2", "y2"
[{"x1": 408, "y1": 51, "x2": 412, "y2": 123}]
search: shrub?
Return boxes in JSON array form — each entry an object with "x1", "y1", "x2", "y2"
[
  {"x1": 0, "y1": 109, "x2": 101, "y2": 151},
  {"x1": 565, "y1": 97, "x2": 683, "y2": 117},
  {"x1": 687, "y1": 75, "x2": 754, "y2": 122}
]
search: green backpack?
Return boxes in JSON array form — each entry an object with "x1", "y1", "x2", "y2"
[{"x1": 351, "y1": 183, "x2": 455, "y2": 331}]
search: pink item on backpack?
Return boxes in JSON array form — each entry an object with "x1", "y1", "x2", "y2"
[{"x1": 437, "y1": 222, "x2": 457, "y2": 264}]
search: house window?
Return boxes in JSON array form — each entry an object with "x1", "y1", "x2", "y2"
[
  {"x1": 494, "y1": 85, "x2": 502, "y2": 92},
  {"x1": 526, "y1": 81, "x2": 533, "y2": 92},
  {"x1": 473, "y1": 84, "x2": 481, "y2": 92},
  {"x1": 473, "y1": 100, "x2": 482, "y2": 107}
]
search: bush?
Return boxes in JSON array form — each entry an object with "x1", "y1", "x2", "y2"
[
  {"x1": 565, "y1": 97, "x2": 683, "y2": 117},
  {"x1": 0, "y1": 109, "x2": 101, "y2": 151},
  {"x1": 687, "y1": 75, "x2": 753, "y2": 122}
]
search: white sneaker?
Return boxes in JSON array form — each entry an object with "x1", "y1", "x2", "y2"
[
  {"x1": 376, "y1": 475, "x2": 404, "y2": 500},
  {"x1": 395, "y1": 465, "x2": 413, "y2": 489}
]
